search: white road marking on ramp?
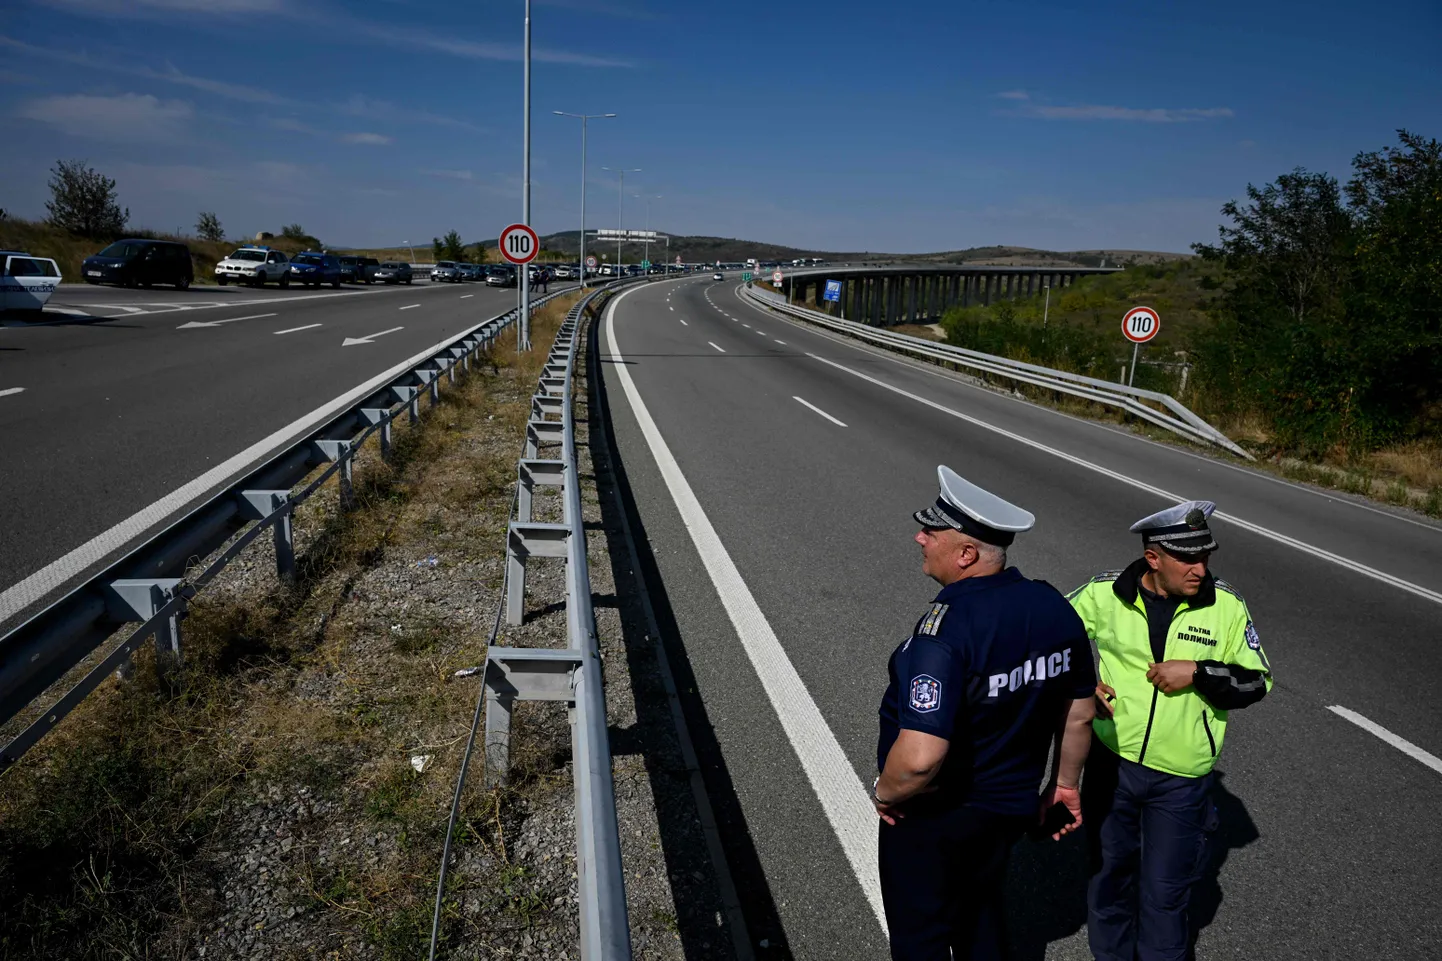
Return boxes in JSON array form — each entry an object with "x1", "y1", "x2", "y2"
[
  {"x1": 708, "y1": 342, "x2": 725, "y2": 353},
  {"x1": 679, "y1": 319, "x2": 688, "y2": 326},
  {"x1": 0, "y1": 387, "x2": 25, "y2": 398},
  {"x1": 607, "y1": 287, "x2": 887, "y2": 935},
  {"x1": 399, "y1": 304, "x2": 420, "y2": 310},
  {"x1": 809, "y1": 353, "x2": 1442, "y2": 607},
  {"x1": 176, "y1": 312, "x2": 276, "y2": 329},
  {"x1": 343, "y1": 326, "x2": 404, "y2": 346},
  {"x1": 793, "y1": 396, "x2": 846, "y2": 427},
  {"x1": 1327, "y1": 706, "x2": 1442, "y2": 775},
  {"x1": 274, "y1": 324, "x2": 322, "y2": 335}
]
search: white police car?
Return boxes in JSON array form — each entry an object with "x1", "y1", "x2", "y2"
[
  {"x1": 1, "y1": 250, "x2": 62, "y2": 314},
  {"x1": 215, "y1": 246, "x2": 291, "y2": 287}
]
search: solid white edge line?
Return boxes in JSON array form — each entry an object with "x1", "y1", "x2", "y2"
[
  {"x1": 0, "y1": 387, "x2": 25, "y2": 398},
  {"x1": 708, "y1": 342, "x2": 726, "y2": 353},
  {"x1": 0, "y1": 310, "x2": 511, "y2": 621},
  {"x1": 1327, "y1": 706, "x2": 1442, "y2": 775},
  {"x1": 809, "y1": 353, "x2": 1442, "y2": 607},
  {"x1": 793, "y1": 396, "x2": 847, "y2": 427},
  {"x1": 274, "y1": 323, "x2": 323, "y2": 335},
  {"x1": 606, "y1": 287, "x2": 887, "y2": 933}
]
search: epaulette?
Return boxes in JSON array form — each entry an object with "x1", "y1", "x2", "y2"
[
  {"x1": 1214, "y1": 578, "x2": 1246, "y2": 604},
  {"x1": 914, "y1": 603, "x2": 949, "y2": 637},
  {"x1": 1066, "y1": 570, "x2": 1121, "y2": 602}
]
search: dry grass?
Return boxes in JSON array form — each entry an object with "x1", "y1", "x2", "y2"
[{"x1": 0, "y1": 293, "x2": 585, "y2": 958}]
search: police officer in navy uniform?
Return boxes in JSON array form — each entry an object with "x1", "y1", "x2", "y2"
[{"x1": 875, "y1": 466, "x2": 1099, "y2": 961}]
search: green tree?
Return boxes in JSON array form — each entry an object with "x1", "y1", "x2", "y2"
[
  {"x1": 1192, "y1": 170, "x2": 1356, "y2": 452},
  {"x1": 1344, "y1": 130, "x2": 1442, "y2": 441},
  {"x1": 441, "y1": 229, "x2": 465, "y2": 262},
  {"x1": 281, "y1": 223, "x2": 308, "y2": 240},
  {"x1": 432, "y1": 237, "x2": 444, "y2": 261},
  {"x1": 471, "y1": 241, "x2": 489, "y2": 264},
  {"x1": 195, "y1": 211, "x2": 224, "y2": 242},
  {"x1": 45, "y1": 159, "x2": 128, "y2": 237}
]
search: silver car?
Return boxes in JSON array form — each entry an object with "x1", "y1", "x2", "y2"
[{"x1": 431, "y1": 261, "x2": 462, "y2": 283}]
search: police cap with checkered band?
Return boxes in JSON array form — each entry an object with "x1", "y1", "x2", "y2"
[{"x1": 1130, "y1": 500, "x2": 1218, "y2": 555}]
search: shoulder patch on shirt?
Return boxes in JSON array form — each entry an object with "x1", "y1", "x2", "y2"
[
  {"x1": 909, "y1": 674, "x2": 941, "y2": 713},
  {"x1": 1244, "y1": 620, "x2": 1261, "y2": 651},
  {"x1": 917, "y1": 603, "x2": 949, "y2": 637},
  {"x1": 1091, "y1": 569, "x2": 1124, "y2": 583}
]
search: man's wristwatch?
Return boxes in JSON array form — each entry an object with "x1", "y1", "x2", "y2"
[{"x1": 871, "y1": 776, "x2": 889, "y2": 807}]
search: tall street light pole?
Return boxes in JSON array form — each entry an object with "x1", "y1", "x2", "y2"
[
  {"x1": 553, "y1": 111, "x2": 615, "y2": 289},
  {"x1": 634, "y1": 192, "x2": 660, "y2": 277},
  {"x1": 519, "y1": 0, "x2": 532, "y2": 350},
  {"x1": 602, "y1": 166, "x2": 640, "y2": 276}
]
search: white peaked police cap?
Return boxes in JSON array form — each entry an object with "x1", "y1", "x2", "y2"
[
  {"x1": 913, "y1": 466, "x2": 1036, "y2": 547},
  {"x1": 1129, "y1": 500, "x2": 1219, "y2": 555}
]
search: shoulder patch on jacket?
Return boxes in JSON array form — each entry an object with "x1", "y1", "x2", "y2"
[
  {"x1": 1091, "y1": 569, "x2": 1124, "y2": 583},
  {"x1": 916, "y1": 603, "x2": 949, "y2": 637}
]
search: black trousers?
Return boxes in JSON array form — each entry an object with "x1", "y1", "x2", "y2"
[
  {"x1": 1084, "y1": 742, "x2": 1217, "y2": 961},
  {"x1": 878, "y1": 800, "x2": 1030, "y2": 961}
]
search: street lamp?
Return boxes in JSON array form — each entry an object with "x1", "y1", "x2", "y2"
[
  {"x1": 633, "y1": 192, "x2": 660, "y2": 276},
  {"x1": 519, "y1": 0, "x2": 532, "y2": 350},
  {"x1": 403, "y1": 241, "x2": 415, "y2": 264},
  {"x1": 553, "y1": 111, "x2": 616, "y2": 288},
  {"x1": 601, "y1": 166, "x2": 640, "y2": 276}
]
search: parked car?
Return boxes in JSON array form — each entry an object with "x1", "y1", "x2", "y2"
[
  {"x1": 485, "y1": 265, "x2": 516, "y2": 288},
  {"x1": 288, "y1": 251, "x2": 343, "y2": 288},
  {"x1": 82, "y1": 238, "x2": 193, "y2": 289},
  {"x1": 431, "y1": 261, "x2": 462, "y2": 283},
  {"x1": 552, "y1": 264, "x2": 575, "y2": 280},
  {"x1": 374, "y1": 261, "x2": 413, "y2": 285},
  {"x1": 457, "y1": 263, "x2": 484, "y2": 282},
  {"x1": 1, "y1": 250, "x2": 61, "y2": 313},
  {"x1": 215, "y1": 246, "x2": 290, "y2": 287}
]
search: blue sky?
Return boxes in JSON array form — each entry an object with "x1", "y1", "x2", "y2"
[{"x1": 2, "y1": 0, "x2": 1438, "y2": 254}]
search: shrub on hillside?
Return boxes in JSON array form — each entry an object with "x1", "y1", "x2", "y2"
[{"x1": 45, "y1": 159, "x2": 128, "y2": 238}]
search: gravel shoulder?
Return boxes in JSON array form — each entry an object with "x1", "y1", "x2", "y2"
[{"x1": 0, "y1": 292, "x2": 737, "y2": 960}]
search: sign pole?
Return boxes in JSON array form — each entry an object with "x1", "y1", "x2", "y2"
[
  {"x1": 519, "y1": 0, "x2": 532, "y2": 351},
  {"x1": 1128, "y1": 341, "x2": 1140, "y2": 387}
]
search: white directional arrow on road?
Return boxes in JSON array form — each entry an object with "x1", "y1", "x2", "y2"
[
  {"x1": 342, "y1": 326, "x2": 405, "y2": 346},
  {"x1": 177, "y1": 312, "x2": 276, "y2": 329},
  {"x1": 0, "y1": 388, "x2": 25, "y2": 399}
]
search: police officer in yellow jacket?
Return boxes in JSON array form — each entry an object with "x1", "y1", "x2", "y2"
[{"x1": 1067, "y1": 501, "x2": 1271, "y2": 961}]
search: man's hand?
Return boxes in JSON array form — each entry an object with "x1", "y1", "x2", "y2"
[
  {"x1": 874, "y1": 795, "x2": 905, "y2": 826},
  {"x1": 1094, "y1": 682, "x2": 1117, "y2": 718},
  {"x1": 1147, "y1": 660, "x2": 1197, "y2": 694},
  {"x1": 1038, "y1": 781, "x2": 1083, "y2": 840}
]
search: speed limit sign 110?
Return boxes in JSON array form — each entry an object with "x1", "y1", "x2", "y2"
[
  {"x1": 1122, "y1": 306, "x2": 1160, "y2": 343},
  {"x1": 500, "y1": 223, "x2": 539, "y2": 265}
]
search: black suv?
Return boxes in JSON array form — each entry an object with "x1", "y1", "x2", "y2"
[{"x1": 82, "y1": 239, "x2": 194, "y2": 289}]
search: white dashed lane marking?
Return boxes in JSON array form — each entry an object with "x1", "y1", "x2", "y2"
[
  {"x1": 793, "y1": 396, "x2": 847, "y2": 427},
  {"x1": 708, "y1": 342, "x2": 725, "y2": 352},
  {"x1": 274, "y1": 324, "x2": 323, "y2": 335},
  {"x1": 0, "y1": 387, "x2": 25, "y2": 399},
  {"x1": 400, "y1": 304, "x2": 420, "y2": 310},
  {"x1": 1327, "y1": 706, "x2": 1442, "y2": 775}
]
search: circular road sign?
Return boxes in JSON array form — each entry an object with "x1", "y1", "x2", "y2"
[
  {"x1": 500, "y1": 223, "x2": 539, "y2": 265},
  {"x1": 1122, "y1": 306, "x2": 1160, "y2": 344},
  {"x1": 772, "y1": 270, "x2": 783, "y2": 285},
  {"x1": 585, "y1": 255, "x2": 598, "y2": 268}
]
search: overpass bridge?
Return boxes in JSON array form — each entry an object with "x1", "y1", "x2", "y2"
[{"x1": 778, "y1": 264, "x2": 1123, "y2": 326}]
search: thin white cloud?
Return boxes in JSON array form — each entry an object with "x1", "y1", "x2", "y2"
[
  {"x1": 359, "y1": 25, "x2": 634, "y2": 68},
  {"x1": 338, "y1": 95, "x2": 482, "y2": 132},
  {"x1": 997, "y1": 90, "x2": 1030, "y2": 100},
  {"x1": 270, "y1": 117, "x2": 393, "y2": 145},
  {"x1": 1021, "y1": 103, "x2": 1234, "y2": 122},
  {"x1": 341, "y1": 131, "x2": 393, "y2": 145},
  {"x1": 0, "y1": 36, "x2": 289, "y2": 105},
  {"x1": 17, "y1": 92, "x2": 194, "y2": 142},
  {"x1": 420, "y1": 168, "x2": 474, "y2": 181}
]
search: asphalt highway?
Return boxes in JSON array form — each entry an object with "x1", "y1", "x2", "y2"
[
  {"x1": 598, "y1": 275, "x2": 1442, "y2": 959},
  {"x1": 0, "y1": 277, "x2": 572, "y2": 614}
]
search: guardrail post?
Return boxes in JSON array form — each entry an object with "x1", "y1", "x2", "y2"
[
  {"x1": 517, "y1": 459, "x2": 565, "y2": 523},
  {"x1": 237, "y1": 490, "x2": 295, "y2": 583},
  {"x1": 311, "y1": 440, "x2": 355, "y2": 512},
  {"x1": 359, "y1": 408, "x2": 392, "y2": 461},
  {"x1": 505, "y1": 523, "x2": 570, "y2": 625},
  {"x1": 105, "y1": 579, "x2": 185, "y2": 678},
  {"x1": 481, "y1": 649, "x2": 584, "y2": 786}
]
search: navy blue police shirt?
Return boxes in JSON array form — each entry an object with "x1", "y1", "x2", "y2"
[{"x1": 877, "y1": 567, "x2": 1097, "y2": 818}]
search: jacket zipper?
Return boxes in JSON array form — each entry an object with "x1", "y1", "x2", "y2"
[
  {"x1": 1202, "y1": 711, "x2": 1217, "y2": 757},
  {"x1": 1134, "y1": 599, "x2": 1187, "y2": 767}
]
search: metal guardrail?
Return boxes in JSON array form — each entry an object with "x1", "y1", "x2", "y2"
[
  {"x1": 0, "y1": 287, "x2": 578, "y2": 770},
  {"x1": 480, "y1": 281, "x2": 631, "y2": 960},
  {"x1": 742, "y1": 285, "x2": 1252, "y2": 460}
]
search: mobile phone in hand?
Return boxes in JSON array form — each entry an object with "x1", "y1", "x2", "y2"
[{"x1": 1029, "y1": 801, "x2": 1077, "y2": 840}]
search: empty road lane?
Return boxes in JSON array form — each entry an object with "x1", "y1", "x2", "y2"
[{"x1": 599, "y1": 275, "x2": 1442, "y2": 960}]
